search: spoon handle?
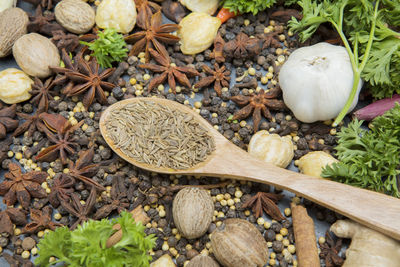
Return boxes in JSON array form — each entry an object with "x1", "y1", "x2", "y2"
[{"x1": 203, "y1": 144, "x2": 400, "y2": 240}]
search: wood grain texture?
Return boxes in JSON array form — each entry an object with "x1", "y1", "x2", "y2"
[{"x1": 100, "y1": 97, "x2": 400, "y2": 241}]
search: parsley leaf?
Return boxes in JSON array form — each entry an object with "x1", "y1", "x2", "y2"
[
  {"x1": 322, "y1": 104, "x2": 400, "y2": 197},
  {"x1": 35, "y1": 211, "x2": 156, "y2": 267},
  {"x1": 222, "y1": 0, "x2": 276, "y2": 15},
  {"x1": 81, "y1": 28, "x2": 128, "y2": 69}
]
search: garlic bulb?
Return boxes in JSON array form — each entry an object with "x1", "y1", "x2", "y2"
[
  {"x1": 248, "y1": 130, "x2": 294, "y2": 168},
  {"x1": 177, "y1": 12, "x2": 221, "y2": 55},
  {"x1": 179, "y1": 0, "x2": 219, "y2": 15},
  {"x1": 279, "y1": 42, "x2": 363, "y2": 123},
  {"x1": 297, "y1": 151, "x2": 338, "y2": 178}
]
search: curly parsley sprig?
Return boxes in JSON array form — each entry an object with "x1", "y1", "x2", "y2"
[
  {"x1": 322, "y1": 104, "x2": 400, "y2": 197},
  {"x1": 81, "y1": 28, "x2": 128, "y2": 69},
  {"x1": 222, "y1": 0, "x2": 276, "y2": 15},
  {"x1": 35, "y1": 211, "x2": 156, "y2": 267}
]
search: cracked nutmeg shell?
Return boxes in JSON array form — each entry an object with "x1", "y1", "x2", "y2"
[
  {"x1": 211, "y1": 218, "x2": 269, "y2": 267},
  {"x1": 172, "y1": 187, "x2": 214, "y2": 239},
  {"x1": 187, "y1": 254, "x2": 220, "y2": 267}
]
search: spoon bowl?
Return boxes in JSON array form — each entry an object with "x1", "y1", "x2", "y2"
[{"x1": 100, "y1": 97, "x2": 400, "y2": 240}]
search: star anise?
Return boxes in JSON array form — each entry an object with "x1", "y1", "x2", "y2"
[
  {"x1": 194, "y1": 63, "x2": 231, "y2": 96},
  {"x1": 224, "y1": 32, "x2": 261, "y2": 59},
  {"x1": 125, "y1": 11, "x2": 180, "y2": 62},
  {"x1": 0, "y1": 104, "x2": 18, "y2": 139},
  {"x1": 0, "y1": 163, "x2": 47, "y2": 209},
  {"x1": 52, "y1": 48, "x2": 81, "y2": 92},
  {"x1": 29, "y1": 77, "x2": 56, "y2": 112},
  {"x1": 242, "y1": 191, "x2": 285, "y2": 221},
  {"x1": 93, "y1": 175, "x2": 129, "y2": 219},
  {"x1": 231, "y1": 87, "x2": 286, "y2": 132},
  {"x1": 48, "y1": 174, "x2": 74, "y2": 208},
  {"x1": 209, "y1": 34, "x2": 226, "y2": 63},
  {"x1": 67, "y1": 148, "x2": 105, "y2": 191},
  {"x1": 22, "y1": 206, "x2": 62, "y2": 234},
  {"x1": 135, "y1": 0, "x2": 161, "y2": 29},
  {"x1": 257, "y1": 31, "x2": 282, "y2": 50},
  {"x1": 0, "y1": 208, "x2": 27, "y2": 235},
  {"x1": 51, "y1": 30, "x2": 80, "y2": 53},
  {"x1": 140, "y1": 48, "x2": 199, "y2": 93},
  {"x1": 36, "y1": 113, "x2": 83, "y2": 165},
  {"x1": 60, "y1": 56, "x2": 116, "y2": 108},
  {"x1": 22, "y1": 0, "x2": 62, "y2": 10},
  {"x1": 27, "y1": 6, "x2": 64, "y2": 36},
  {"x1": 61, "y1": 187, "x2": 96, "y2": 229},
  {"x1": 320, "y1": 231, "x2": 345, "y2": 267},
  {"x1": 13, "y1": 109, "x2": 46, "y2": 137}
]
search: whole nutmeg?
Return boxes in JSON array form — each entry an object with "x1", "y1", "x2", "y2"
[
  {"x1": 0, "y1": 7, "x2": 29, "y2": 58},
  {"x1": 55, "y1": 0, "x2": 95, "y2": 34},
  {"x1": 13, "y1": 33, "x2": 60, "y2": 78},
  {"x1": 248, "y1": 131, "x2": 294, "y2": 168},
  {"x1": 172, "y1": 187, "x2": 214, "y2": 239},
  {"x1": 187, "y1": 254, "x2": 220, "y2": 267},
  {"x1": 211, "y1": 219, "x2": 269, "y2": 267}
]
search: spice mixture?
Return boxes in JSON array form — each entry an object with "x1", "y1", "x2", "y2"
[
  {"x1": 0, "y1": 0, "x2": 378, "y2": 266},
  {"x1": 105, "y1": 100, "x2": 215, "y2": 170}
]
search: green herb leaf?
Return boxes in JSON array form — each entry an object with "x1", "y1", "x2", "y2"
[
  {"x1": 222, "y1": 0, "x2": 276, "y2": 15},
  {"x1": 322, "y1": 104, "x2": 400, "y2": 197},
  {"x1": 81, "y1": 28, "x2": 128, "y2": 69},
  {"x1": 35, "y1": 211, "x2": 155, "y2": 267}
]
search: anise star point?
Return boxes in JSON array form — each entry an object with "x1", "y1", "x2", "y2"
[
  {"x1": 29, "y1": 77, "x2": 56, "y2": 112},
  {"x1": 125, "y1": 10, "x2": 180, "y2": 62},
  {"x1": 22, "y1": 206, "x2": 62, "y2": 234},
  {"x1": 242, "y1": 191, "x2": 285, "y2": 221},
  {"x1": 320, "y1": 231, "x2": 345, "y2": 267},
  {"x1": 194, "y1": 63, "x2": 231, "y2": 96},
  {"x1": 140, "y1": 48, "x2": 199, "y2": 93},
  {"x1": 0, "y1": 163, "x2": 47, "y2": 209},
  {"x1": 64, "y1": 56, "x2": 116, "y2": 108},
  {"x1": 0, "y1": 208, "x2": 27, "y2": 236},
  {"x1": 231, "y1": 87, "x2": 286, "y2": 132},
  {"x1": 36, "y1": 113, "x2": 83, "y2": 165},
  {"x1": 61, "y1": 187, "x2": 97, "y2": 229},
  {"x1": 0, "y1": 104, "x2": 18, "y2": 139},
  {"x1": 67, "y1": 148, "x2": 105, "y2": 191}
]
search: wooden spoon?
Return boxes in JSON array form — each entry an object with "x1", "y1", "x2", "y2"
[{"x1": 100, "y1": 97, "x2": 400, "y2": 240}]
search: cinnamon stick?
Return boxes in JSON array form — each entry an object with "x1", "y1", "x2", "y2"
[
  {"x1": 291, "y1": 203, "x2": 320, "y2": 267},
  {"x1": 106, "y1": 205, "x2": 150, "y2": 248}
]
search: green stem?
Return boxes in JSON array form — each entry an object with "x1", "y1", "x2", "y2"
[{"x1": 332, "y1": 0, "x2": 380, "y2": 127}]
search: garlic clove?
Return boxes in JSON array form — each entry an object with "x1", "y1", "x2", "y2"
[
  {"x1": 248, "y1": 130, "x2": 294, "y2": 168},
  {"x1": 179, "y1": 0, "x2": 219, "y2": 15},
  {"x1": 297, "y1": 151, "x2": 338, "y2": 178},
  {"x1": 95, "y1": 0, "x2": 137, "y2": 34},
  {"x1": 0, "y1": 68, "x2": 33, "y2": 104},
  {"x1": 279, "y1": 42, "x2": 363, "y2": 123},
  {"x1": 177, "y1": 12, "x2": 221, "y2": 55}
]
